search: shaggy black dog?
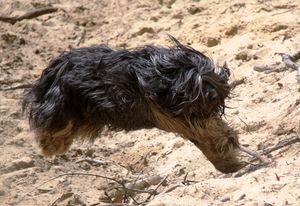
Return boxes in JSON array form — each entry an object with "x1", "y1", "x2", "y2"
[{"x1": 24, "y1": 36, "x2": 242, "y2": 173}]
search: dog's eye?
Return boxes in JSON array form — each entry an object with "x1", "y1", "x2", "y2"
[{"x1": 205, "y1": 89, "x2": 218, "y2": 101}]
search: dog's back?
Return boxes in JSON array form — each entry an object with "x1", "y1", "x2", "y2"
[{"x1": 23, "y1": 45, "x2": 161, "y2": 155}]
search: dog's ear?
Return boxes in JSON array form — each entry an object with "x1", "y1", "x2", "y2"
[{"x1": 213, "y1": 62, "x2": 230, "y2": 83}]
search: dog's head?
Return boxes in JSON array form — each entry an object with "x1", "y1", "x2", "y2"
[{"x1": 142, "y1": 37, "x2": 242, "y2": 173}]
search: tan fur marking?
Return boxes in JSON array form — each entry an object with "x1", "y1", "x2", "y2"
[
  {"x1": 150, "y1": 105, "x2": 241, "y2": 173},
  {"x1": 52, "y1": 121, "x2": 74, "y2": 137}
]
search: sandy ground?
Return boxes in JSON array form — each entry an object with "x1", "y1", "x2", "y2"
[{"x1": 0, "y1": 0, "x2": 300, "y2": 205}]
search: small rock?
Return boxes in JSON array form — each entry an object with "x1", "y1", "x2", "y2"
[
  {"x1": 220, "y1": 197, "x2": 230, "y2": 202},
  {"x1": 172, "y1": 140, "x2": 184, "y2": 149},
  {"x1": 235, "y1": 50, "x2": 251, "y2": 61},
  {"x1": 0, "y1": 189, "x2": 5, "y2": 196},
  {"x1": 7, "y1": 138, "x2": 25, "y2": 146},
  {"x1": 264, "y1": 23, "x2": 288, "y2": 32},
  {"x1": 272, "y1": 125, "x2": 291, "y2": 136},
  {"x1": 172, "y1": 13, "x2": 183, "y2": 19},
  {"x1": 225, "y1": 25, "x2": 239, "y2": 36},
  {"x1": 1, "y1": 33, "x2": 17, "y2": 43},
  {"x1": 67, "y1": 194, "x2": 87, "y2": 206},
  {"x1": 234, "y1": 193, "x2": 246, "y2": 201},
  {"x1": 131, "y1": 27, "x2": 155, "y2": 37},
  {"x1": 203, "y1": 37, "x2": 220, "y2": 47},
  {"x1": 187, "y1": 6, "x2": 204, "y2": 15},
  {"x1": 150, "y1": 16, "x2": 159, "y2": 22},
  {"x1": 5, "y1": 157, "x2": 35, "y2": 173},
  {"x1": 175, "y1": 167, "x2": 186, "y2": 176},
  {"x1": 38, "y1": 187, "x2": 53, "y2": 193},
  {"x1": 79, "y1": 162, "x2": 91, "y2": 171},
  {"x1": 158, "y1": 0, "x2": 176, "y2": 8}
]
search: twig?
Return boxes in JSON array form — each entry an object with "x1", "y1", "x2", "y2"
[
  {"x1": 239, "y1": 145, "x2": 270, "y2": 164},
  {"x1": 183, "y1": 172, "x2": 189, "y2": 185},
  {"x1": 253, "y1": 63, "x2": 288, "y2": 74},
  {"x1": 238, "y1": 117, "x2": 251, "y2": 133},
  {"x1": 233, "y1": 135, "x2": 300, "y2": 177},
  {"x1": 182, "y1": 172, "x2": 199, "y2": 185},
  {"x1": 113, "y1": 187, "x2": 156, "y2": 195},
  {"x1": 21, "y1": 172, "x2": 124, "y2": 201},
  {"x1": 230, "y1": 77, "x2": 246, "y2": 89},
  {"x1": 107, "y1": 175, "x2": 164, "y2": 201},
  {"x1": 0, "y1": 7, "x2": 59, "y2": 24},
  {"x1": 254, "y1": 52, "x2": 300, "y2": 82},
  {"x1": 104, "y1": 191, "x2": 114, "y2": 203},
  {"x1": 271, "y1": 8, "x2": 295, "y2": 16},
  {"x1": 276, "y1": 52, "x2": 300, "y2": 83},
  {"x1": 261, "y1": 135, "x2": 300, "y2": 156},
  {"x1": 76, "y1": 29, "x2": 86, "y2": 46},
  {"x1": 233, "y1": 163, "x2": 268, "y2": 177},
  {"x1": 161, "y1": 183, "x2": 184, "y2": 194},
  {"x1": 144, "y1": 175, "x2": 169, "y2": 202},
  {"x1": 76, "y1": 157, "x2": 110, "y2": 166},
  {"x1": 0, "y1": 83, "x2": 32, "y2": 91},
  {"x1": 50, "y1": 192, "x2": 73, "y2": 206}
]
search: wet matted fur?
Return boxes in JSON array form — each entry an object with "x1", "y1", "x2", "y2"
[{"x1": 23, "y1": 36, "x2": 242, "y2": 173}]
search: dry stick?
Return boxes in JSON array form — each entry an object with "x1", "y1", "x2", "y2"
[
  {"x1": 76, "y1": 29, "x2": 86, "y2": 46},
  {"x1": 238, "y1": 117, "x2": 251, "y2": 132},
  {"x1": 126, "y1": 193, "x2": 140, "y2": 205},
  {"x1": 233, "y1": 135, "x2": 300, "y2": 177},
  {"x1": 233, "y1": 161, "x2": 269, "y2": 178},
  {"x1": 76, "y1": 157, "x2": 110, "y2": 166},
  {"x1": 0, "y1": 7, "x2": 59, "y2": 24},
  {"x1": 0, "y1": 83, "x2": 32, "y2": 91},
  {"x1": 144, "y1": 175, "x2": 169, "y2": 203},
  {"x1": 230, "y1": 77, "x2": 246, "y2": 89},
  {"x1": 253, "y1": 63, "x2": 288, "y2": 74},
  {"x1": 107, "y1": 175, "x2": 164, "y2": 201},
  {"x1": 239, "y1": 145, "x2": 270, "y2": 164},
  {"x1": 50, "y1": 192, "x2": 73, "y2": 206},
  {"x1": 276, "y1": 52, "x2": 300, "y2": 83},
  {"x1": 113, "y1": 187, "x2": 156, "y2": 195},
  {"x1": 104, "y1": 191, "x2": 114, "y2": 203},
  {"x1": 21, "y1": 172, "x2": 124, "y2": 201},
  {"x1": 259, "y1": 135, "x2": 300, "y2": 157},
  {"x1": 161, "y1": 184, "x2": 184, "y2": 194},
  {"x1": 183, "y1": 172, "x2": 189, "y2": 185},
  {"x1": 182, "y1": 172, "x2": 199, "y2": 185},
  {"x1": 271, "y1": 8, "x2": 295, "y2": 16},
  {"x1": 27, "y1": 173, "x2": 158, "y2": 205}
]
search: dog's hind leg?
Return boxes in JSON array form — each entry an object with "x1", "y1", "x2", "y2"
[{"x1": 23, "y1": 59, "x2": 80, "y2": 155}]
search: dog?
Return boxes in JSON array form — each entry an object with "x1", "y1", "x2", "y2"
[{"x1": 23, "y1": 36, "x2": 242, "y2": 173}]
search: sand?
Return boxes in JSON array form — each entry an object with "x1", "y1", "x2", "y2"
[{"x1": 0, "y1": 0, "x2": 299, "y2": 205}]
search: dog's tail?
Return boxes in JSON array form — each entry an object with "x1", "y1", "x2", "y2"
[{"x1": 23, "y1": 56, "x2": 77, "y2": 156}]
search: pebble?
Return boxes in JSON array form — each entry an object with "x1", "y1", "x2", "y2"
[
  {"x1": 131, "y1": 27, "x2": 155, "y2": 37},
  {"x1": 204, "y1": 37, "x2": 220, "y2": 47},
  {"x1": 0, "y1": 189, "x2": 5, "y2": 196},
  {"x1": 5, "y1": 156, "x2": 35, "y2": 173}
]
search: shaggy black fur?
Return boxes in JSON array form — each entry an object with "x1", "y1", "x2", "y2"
[
  {"x1": 23, "y1": 36, "x2": 231, "y2": 153},
  {"x1": 24, "y1": 38, "x2": 229, "y2": 132}
]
